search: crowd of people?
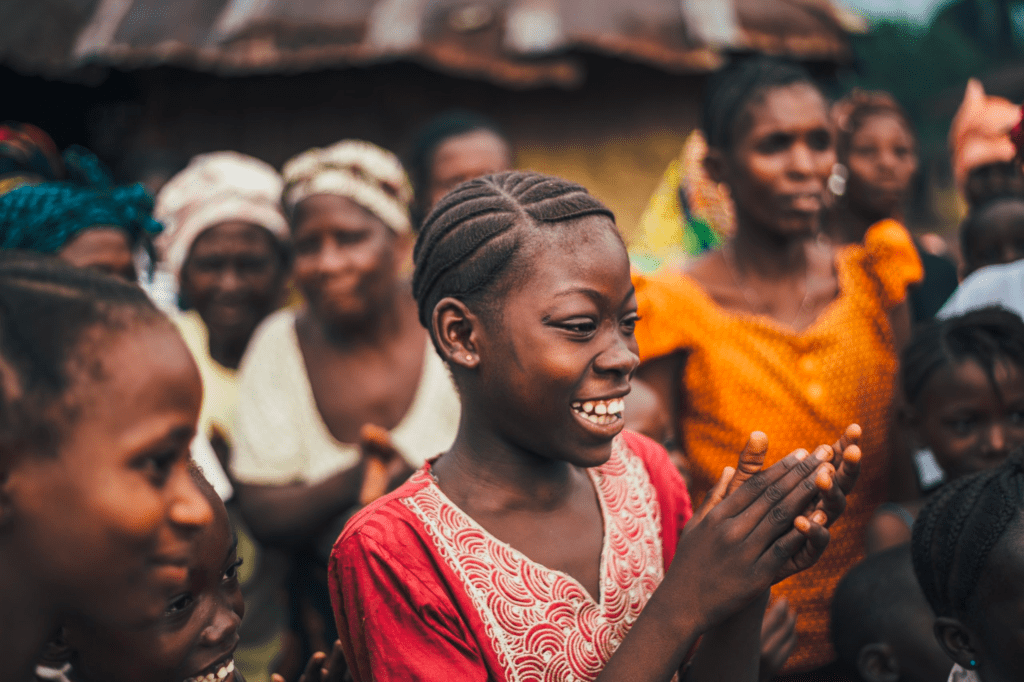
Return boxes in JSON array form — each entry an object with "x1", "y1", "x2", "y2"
[{"x1": 3, "y1": 55, "x2": 1024, "y2": 682}]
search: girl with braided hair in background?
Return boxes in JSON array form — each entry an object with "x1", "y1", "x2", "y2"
[
  {"x1": 330, "y1": 170, "x2": 862, "y2": 682},
  {"x1": 0, "y1": 253, "x2": 214, "y2": 682},
  {"x1": 865, "y1": 307, "x2": 1024, "y2": 553},
  {"x1": 911, "y1": 449, "x2": 1024, "y2": 682}
]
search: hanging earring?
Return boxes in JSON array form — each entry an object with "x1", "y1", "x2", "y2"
[{"x1": 828, "y1": 163, "x2": 848, "y2": 197}]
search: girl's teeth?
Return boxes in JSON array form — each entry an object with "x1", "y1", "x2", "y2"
[
  {"x1": 595, "y1": 403, "x2": 607, "y2": 415},
  {"x1": 583, "y1": 401, "x2": 594, "y2": 414}
]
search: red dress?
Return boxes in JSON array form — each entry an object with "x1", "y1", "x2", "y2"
[{"x1": 329, "y1": 431, "x2": 693, "y2": 682}]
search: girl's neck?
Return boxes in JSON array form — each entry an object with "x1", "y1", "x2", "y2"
[
  {"x1": 826, "y1": 200, "x2": 895, "y2": 246},
  {"x1": 0, "y1": 567, "x2": 56, "y2": 682},
  {"x1": 206, "y1": 331, "x2": 249, "y2": 370},
  {"x1": 730, "y1": 219, "x2": 814, "y2": 280},
  {"x1": 315, "y1": 283, "x2": 415, "y2": 351},
  {"x1": 432, "y1": 419, "x2": 579, "y2": 515}
]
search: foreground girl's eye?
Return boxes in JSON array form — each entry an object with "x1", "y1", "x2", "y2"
[
  {"x1": 166, "y1": 593, "x2": 194, "y2": 616},
  {"x1": 134, "y1": 447, "x2": 183, "y2": 485},
  {"x1": 620, "y1": 314, "x2": 640, "y2": 334},
  {"x1": 224, "y1": 557, "x2": 244, "y2": 583}
]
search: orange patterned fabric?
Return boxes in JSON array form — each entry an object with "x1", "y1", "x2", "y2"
[{"x1": 633, "y1": 219, "x2": 923, "y2": 673}]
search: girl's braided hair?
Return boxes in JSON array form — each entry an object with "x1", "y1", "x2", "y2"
[
  {"x1": 911, "y1": 450, "x2": 1024, "y2": 621},
  {"x1": 412, "y1": 171, "x2": 615, "y2": 339},
  {"x1": 0, "y1": 253, "x2": 164, "y2": 464},
  {"x1": 901, "y1": 306, "x2": 1024, "y2": 406}
]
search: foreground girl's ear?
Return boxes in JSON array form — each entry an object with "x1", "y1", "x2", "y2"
[
  {"x1": 432, "y1": 296, "x2": 481, "y2": 370},
  {"x1": 857, "y1": 642, "x2": 900, "y2": 682},
  {"x1": 934, "y1": 617, "x2": 978, "y2": 671}
]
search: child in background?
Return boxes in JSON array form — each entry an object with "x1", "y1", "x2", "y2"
[
  {"x1": 831, "y1": 544, "x2": 951, "y2": 682},
  {"x1": 38, "y1": 465, "x2": 244, "y2": 682},
  {"x1": 911, "y1": 452, "x2": 1024, "y2": 682},
  {"x1": 0, "y1": 254, "x2": 214, "y2": 682},
  {"x1": 958, "y1": 196, "x2": 1024, "y2": 277},
  {"x1": 865, "y1": 307, "x2": 1024, "y2": 553}
]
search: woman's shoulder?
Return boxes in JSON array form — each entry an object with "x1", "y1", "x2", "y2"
[
  {"x1": 839, "y1": 219, "x2": 924, "y2": 309},
  {"x1": 633, "y1": 265, "x2": 715, "y2": 361}
]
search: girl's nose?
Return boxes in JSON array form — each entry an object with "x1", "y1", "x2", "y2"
[
  {"x1": 201, "y1": 602, "x2": 242, "y2": 647},
  {"x1": 169, "y1": 464, "x2": 215, "y2": 531},
  {"x1": 595, "y1": 334, "x2": 640, "y2": 377},
  {"x1": 988, "y1": 422, "x2": 1007, "y2": 453}
]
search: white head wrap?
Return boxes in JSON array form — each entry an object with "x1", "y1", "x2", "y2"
[
  {"x1": 282, "y1": 140, "x2": 413, "y2": 234},
  {"x1": 155, "y1": 151, "x2": 288, "y2": 275}
]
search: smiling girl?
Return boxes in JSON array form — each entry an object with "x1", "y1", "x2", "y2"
[
  {"x1": 329, "y1": 171, "x2": 861, "y2": 682},
  {"x1": 0, "y1": 254, "x2": 214, "y2": 682}
]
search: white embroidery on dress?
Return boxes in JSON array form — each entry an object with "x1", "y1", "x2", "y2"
[{"x1": 402, "y1": 437, "x2": 665, "y2": 682}]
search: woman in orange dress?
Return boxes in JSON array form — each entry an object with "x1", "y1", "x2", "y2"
[{"x1": 634, "y1": 57, "x2": 922, "y2": 677}]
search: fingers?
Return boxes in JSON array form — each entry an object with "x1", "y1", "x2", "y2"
[
  {"x1": 726, "y1": 431, "x2": 769, "y2": 495},
  {"x1": 712, "y1": 446, "x2": 814, "y2": 519},
  {"x1": 297, "y1": 651, "x2": 328, "y2": 682},
  {"x1": 831, "y1": 423, "x2": 861, "y2": 459},
  {"x1": 272, "y1": 676, "x2": 285, "y2": 682},
  {"x1": 690, "y1": 466, "x2": 735, "y2": 528},
  {"x1": 833, "y1": 444, "x2": 862, "y2": 494},
  {"x1": 760, "y1": 599, "x2": 797, "y2": 674},
  {"x1": 766, "y1": 519, "x2": 830, "y2": 583},
  {"x1": 324, "y1": 640, "x2": 347, "y2": 682},
  {"x1": 740, "y1": 448, "x2": 832, "y2": 541},
  {"x1": 359, "y1": 423, "x2": 399, "y2": 462},
  {"x1": 359, "y1": 423, "x2": 401, "y2": 505},
  {"x1": 358, "y1": 458, "x2": 391, "y2": 506}
]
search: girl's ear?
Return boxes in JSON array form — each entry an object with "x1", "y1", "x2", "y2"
[
  {"x1": 934, "y1": 617, "x2": 978, "y2": 670},
  {"x1": 703, "y1": 149, "x2": 727, "y2": 186},
  {"x1": 856, "y1": 642, "x2": 900, "y2": 682},
  {"x1": 432, "y1": 296, "x2": 481, "y2": 370}
]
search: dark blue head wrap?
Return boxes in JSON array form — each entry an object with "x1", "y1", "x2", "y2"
[{"x1": 0, "y1": 182, "x2": 163, "y2": 253}]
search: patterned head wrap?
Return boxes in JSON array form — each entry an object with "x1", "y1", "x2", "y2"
[
  {"x1": 950, "y1": 79, "x2": 1021, "y2": 197},
  {"x1": 155, "y1": 151, "x2": 288, "y2": 275},
  {"x1": 282, "y1": 140, "x2": 413, "y2": 234},
  {"x1": 0, "y1": 182, "x2": 162, "y2": 254},
  {"x1": 0, "y1": 122, "x2": 64, "y2": 195}
]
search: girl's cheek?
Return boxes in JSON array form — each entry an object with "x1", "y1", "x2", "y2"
[{"x1": 95, "y1": 485, "x2": 166, "y2": 538}]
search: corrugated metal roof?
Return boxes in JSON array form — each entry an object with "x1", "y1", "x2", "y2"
[{"x1": 1, "y1": 0, "x2": 858, "y2": 87}]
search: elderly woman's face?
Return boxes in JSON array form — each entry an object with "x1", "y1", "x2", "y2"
[
  {"x1": 180, "y1": 221, "x2": 285, "y2": 350},
  {"x1": 59, "y1": 226, "x2": 137, "y2": 281},
  {"x1": 291, "y1": 194, "x2": 402, "y2": 326}
]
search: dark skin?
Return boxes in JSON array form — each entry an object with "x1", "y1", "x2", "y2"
[
  {"x1": 236, "y1": 195, "x2": 420, "y2": 546},
  {"x1": 961, "y1": 197, "x2": 1024, "y2": 277},
  {"x1": 866, "y1": 359, "x2": 1024, "y2": 554},
  {"x1": 179, "y1": 221, "x2": 287, "y2": 370},
  {"x1": 0, "y1": 322, "x2": 214, "y2": 682},
  {"x1": 431, "y1": 217, "x2": 859, "y2": 681},
  {"x1": 425, "y1": 129, "x2": 513, "y2": 213},
  {"x1": 639, "y1": 82, "x2": 912, "y2": 492},
  {"x1": 59, "y1": 226, "x2": 137, "y2": 281},
  {"x1": 936, "y1": 519, "x2": 1024, "y2": 682},
  {"x1": 827, "y1": 112, "x2": 919, "y2": 246}
]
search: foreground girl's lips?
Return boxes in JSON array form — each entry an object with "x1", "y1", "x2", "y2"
[{"x1": 571, "y1": 398, "x2": 625, "y2": 433}]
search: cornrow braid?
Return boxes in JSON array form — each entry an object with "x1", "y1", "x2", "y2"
[
  {"x1": 912, "y1": 450, "x2": 1024, "y2": 621},
  {"x1": 901, "y1": 306, "x2": 1024, "y2": 406},
  {"x1": 0, "y1": 252, "x2": 163, "y2": 465},
  {"x1": 702, "y1": 55, "x2": 818, "y2": 152},
  {"x1": 412, "y1": 171, "x2": 615, "y2": 335}
]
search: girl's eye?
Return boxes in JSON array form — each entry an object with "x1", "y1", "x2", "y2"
[
  {"x1": 949, "y1": 419, "x2": 975, "y2": 435},
  {"x1": 620, "y1": 314, "x2": 639, "y2": 335},
  {"x1": 224, "y1": 558, "x2": 244, "y2": 583},
  {"x1": 562, "y1": 320, "x2": 597, "y2": 335},
  {"x1": 1011, "y1": 411, "x2": 1024, "y2": 425},
  {"x1": 166, "y1": 593, "x2": 194, "y2": 616},
  {"x1": 135, "y1": 448, "x2": 181, "y2": 485}
]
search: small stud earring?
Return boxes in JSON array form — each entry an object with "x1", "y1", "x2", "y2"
[{"x1": 970, "y1": 660, "x2": 976, "y2": 668}]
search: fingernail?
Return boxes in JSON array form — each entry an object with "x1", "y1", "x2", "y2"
[
  {"x1": 811, "y1": 510, "x2": 828, "y2": 525},
  {"x1": 794, "y1": 516, "x2": 811, "y2": 533},
  {"x1": 794, "y1": 449, "x2": 809, "y2": 461},
  {"x1": 844, "y1": 444, "x2": 862, "y2": 464},
  {"x1": 815, "y1": 448, "x2": 829, "y2": 461},
  {"x1": 815, "y1": 467, "x2": 833, "y2": 490}
]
